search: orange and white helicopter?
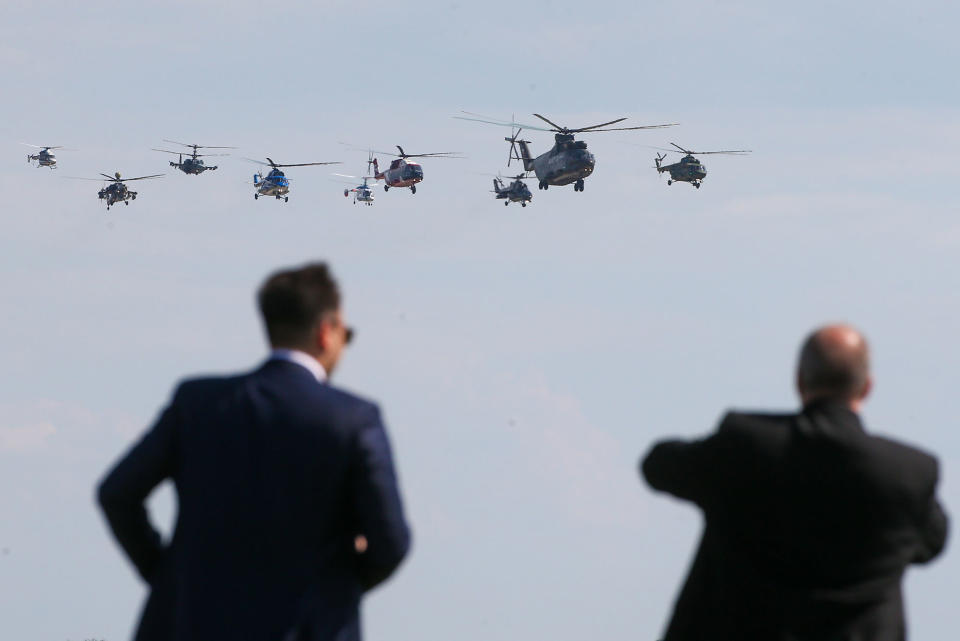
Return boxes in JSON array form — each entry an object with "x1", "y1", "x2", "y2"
[{"x1": 369, "y1": 145, "x2": 461, "y2": 194}]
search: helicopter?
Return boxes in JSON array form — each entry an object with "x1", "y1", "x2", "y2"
[
  {"x1": 491, "y1": 173, "x2": 533, "y2": 207},
  {"x1": 369, "y1": 146, "x2": 461, "y2": 194},
  {"x1": 335, "y1": 175, "x2": 376, "y2": 205},
  {"x1": 152, "y1": 139, "x2": 236, "y2": 175},
  {"x1": 246, "y1": 157, "x2": 340, "y2": 202},
  {"x1": 332, "y1": 153, "x2": 377, "y2": 205},
  {"x1": 23, "y1": 144, "x2": 69, "y2": 169},
  {"x1": 455, "y1": 112, "x2": 676, "y2": 192},
  {"x1": 68, "y1": 172, "x2": 164, "y2": 209},
  {"x1": 654, "y1": 143, "x2": 751, "y2": 188}
]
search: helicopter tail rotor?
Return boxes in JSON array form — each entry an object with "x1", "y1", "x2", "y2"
[{"x1": 655, "y1": 153, "x2": 666, "y2": 171}]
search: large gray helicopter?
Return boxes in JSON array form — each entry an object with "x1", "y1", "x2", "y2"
[
  {"x1": 491, "y1": 173, "x2": 533, "y2": 207},
  {"x1": 68, "y1": 172, "x2": 164, "y2": 209},
  {"x1": 654, "y1": 143, "x2": 751, "y2": 188},
  {"x1": 152, "y1": 140, "x2": 236, "y2": 175},
  {"x1": 23, "y1": 143, "x2": 69, "y2": 168},
  {"x1": 456, "y1": 112, "x2": 676, "y2": 192}
]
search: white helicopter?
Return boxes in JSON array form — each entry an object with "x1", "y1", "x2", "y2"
[
  {"x1": 333, "y1": 153, "x2": 377, "y2": 206},
  {"x1": 23, "y1": 143, "x2": 71, "y2": 168}
]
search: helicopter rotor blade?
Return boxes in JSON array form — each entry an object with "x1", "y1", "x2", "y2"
[
  {"x1": 532, "y1": 113, "x2": 565, "y2": 130},
  {"x1": 571, "y1": 118, "x2": 629, "y2": 132},
  {"x1": 683, "y1": 149, "x2": 752, "y2": 155},
  {"x1": 119, "y1": 174, "x2": 165, "y2": 181},
  {"x1": 21, "y1": 143, "x2": 65, "y2": 150},
  {"x1": 152, "y1": 148, "x2": 182, "y2": 155},
  {"x1": 453, "y1": 113, "x2": 554, "y2": 132},
  {"x1": 99, "y1": 173, "x2": 118, "y2": 180},
  {"x1": 273, "y1": 162, "x2": 341, "y2": 168},
  {"x1": 397, "y1": 152, "x2": 462, "y2": 159},
  {"x1": 580, "y1": 123, "x2": 679, "y2": 132}
]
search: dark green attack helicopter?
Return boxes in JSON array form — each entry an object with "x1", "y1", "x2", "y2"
[
  {"x1": 68, "y1": 172, "x2": 164, "y2": 209},
  {"x1": 152, "y1": 140, "x2": 236, "y2": 175},
  {"x1": 654, "y1": 143, "x2": 751, "y2": 189}
]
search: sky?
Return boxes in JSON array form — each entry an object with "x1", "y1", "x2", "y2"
[{"x1": 1, "y1": 1, "x2": 958, "y2": 639}]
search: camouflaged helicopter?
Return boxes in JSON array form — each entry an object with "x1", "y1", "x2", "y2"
[
  {"x1": 491, "y1": 173, "x2": 533, "y2": 207},
  {"x1": 455, "y1": 112, "x2": 676, "y2": 192},
  {"x1": 654, "y1": 143, "x2": 751, "y2": 188},
  {"x1": 68, "y1": 172, "x2": 164, "y2": 209}
]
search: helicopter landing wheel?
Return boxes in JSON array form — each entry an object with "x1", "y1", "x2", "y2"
[
  {"x1": 254, "y1": 193, "x2": 259, "y2": 199},
  {"x1": 667, "y1": 179, "x2": 672, "y2": 185},
  {"x1": 521, "y1": 202, "x2": 527, "y2": 207},
  {"x1": 694, "y1": 183, "x2": 700, "y2": 189},
  {"x1": 575, "y1": 179, "x2": 584, "y2": 192},
  {"x1": 384, "y1": 185, "x2": 390, "y2": 192},
  {"x1": 285, "y1": 197, "x2": 289, "y2": 202},
  {"x1": 504, "y1": 201, "x2": 509, "y2": 206},
  {"x1": 411, "y1": 185, "x2": 416, "y2": 194},
  {"x1": 124, "y1": 201, "x2": 129, "y2": 205}
]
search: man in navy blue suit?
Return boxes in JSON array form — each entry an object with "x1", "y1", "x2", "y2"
[{"x1": 98, "y1": 262, "x2": 411, "y2": 641}]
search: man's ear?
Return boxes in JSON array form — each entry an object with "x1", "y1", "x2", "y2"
[{"x1": 859, "y1": 376, "x2": 873, "y2": 402}]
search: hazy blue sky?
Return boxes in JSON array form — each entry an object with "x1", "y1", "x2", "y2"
[{"x1": 1, "y1": 2, "x2": 958, "y2": 639}]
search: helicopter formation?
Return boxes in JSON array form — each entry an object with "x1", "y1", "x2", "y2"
[{"x1": 27, "y1": 117, "x2": 750, "y2": 210}]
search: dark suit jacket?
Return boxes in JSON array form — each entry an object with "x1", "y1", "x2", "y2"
[
  {"x1": 98, "y1": 359, "x2": 411, "y2": 641},
  {"x1": 642, "y1": 400, "x2": 948, "y2": 641}
]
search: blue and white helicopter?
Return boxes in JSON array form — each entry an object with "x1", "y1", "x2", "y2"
[
  {"x1": 333, "y1": 153, "x2": 376, "y2": 206},
  {"x1": 246, "y1": 157, "x2": 340, "y2": 202}
]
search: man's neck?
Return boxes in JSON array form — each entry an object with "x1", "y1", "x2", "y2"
[{"x1": 269, "y1": 347, "x2": 327, "y2": 382}]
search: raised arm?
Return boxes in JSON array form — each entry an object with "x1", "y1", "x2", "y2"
[
  {"x1": 97, "y1": 387, "x2": 180, "y2": 582},
  {"x1": 348, "y1": 404, "x2": 411, "y2": 591},
  {"x1": 641, "y1": 414, "x2": 737, "y2": 506}
]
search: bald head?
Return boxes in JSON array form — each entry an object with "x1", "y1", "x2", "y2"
[{"x1": 797, "y1": 325, "x2": 872, "y2": 408}]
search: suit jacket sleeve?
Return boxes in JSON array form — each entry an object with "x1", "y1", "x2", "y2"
[
  {"x1": 914, "y1": 459, "x2": 949, "y2": 564},
  {"x1": 641, "y1": 413, "x2": 738, "y2": 506},
  {"x1": 97, "y1": 385, "x2": 180, "y2": 582},
  {"x1": 349, "y1": 404, "x2": 411, "y2": 591}
]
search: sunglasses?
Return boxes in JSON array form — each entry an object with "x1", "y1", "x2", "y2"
[{"x1": 344, "y1": 326, "x2": 355, "y2": 345}]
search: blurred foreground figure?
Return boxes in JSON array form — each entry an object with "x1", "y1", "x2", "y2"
[
  {"x1": 642, "y1": 325, "x2": 947, "y2": 641},
  {"x1": 98, "y1": 262, "x2": 411, "y2": 641}
]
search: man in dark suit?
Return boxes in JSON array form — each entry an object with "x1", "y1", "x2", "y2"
[
  {"x1": 98, "y1": 262, "x2": 411, "y2": 641},
  {"x1": 642, "y1": 325, "x2": 948, "y2": 641}
]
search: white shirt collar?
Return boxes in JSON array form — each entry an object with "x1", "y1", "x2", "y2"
[{"x1": 268, "y1": 348, "x2": 327, "y2": 382}]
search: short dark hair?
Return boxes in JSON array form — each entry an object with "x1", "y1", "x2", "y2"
[
  {"x1": 257, "y1": 262, "x2": 341, "y2": 347},
  {"x1": 797, "y1": 329, "x2": 870, "y2": 401}
]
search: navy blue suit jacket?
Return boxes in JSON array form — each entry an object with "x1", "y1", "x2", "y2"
[{"x1": 98, "y1": 359, "x2": 411, "y2": 641}]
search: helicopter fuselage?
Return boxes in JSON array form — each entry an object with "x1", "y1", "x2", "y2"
[
  {"x1": 97, "y1": 182, "x2": 136, "y2": 209},
  {"x1": 516, "y1": 134, "x2": 595, "y2": 190},
  {"x1": 658, "y1": 155, "x2": 707, "y2": 186},
  {"x1": 254, "y1": 168, "x2": 290, "y2": 200},
  {"x1": 493, "y1": 178, "x2": 532, "y2": 206},
  {"x1": 374, "y1": 158, "x2": 424, "y2": 191},
  {"x1": 345, "y1": 181, "x2": 375, "y2": 205},
  {"x1": 173, "y1": 157, "x2": 216, "y2": 175},
  {"x1": 28, "y1": 151, "x2": 57, "y2": 168}
]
